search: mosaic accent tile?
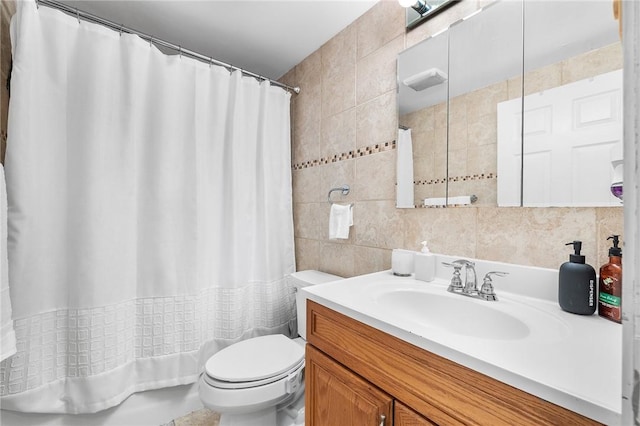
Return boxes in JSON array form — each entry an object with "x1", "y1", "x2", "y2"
[
  {"x1": 292, "y1": 140, "x2": 396, "y2": 170},
  {"x1": 414, "y1": 173, "x2": 497, "y2": 186}
]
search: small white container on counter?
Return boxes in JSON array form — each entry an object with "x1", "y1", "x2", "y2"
[
  {"x1": 392, "y1": 249, "x2": 415, "y2": 276},
  {"x1": 415, "y1": 241, "x2": 436, "y2": 282}
]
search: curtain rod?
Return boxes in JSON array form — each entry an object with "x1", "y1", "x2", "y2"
[{"x1": 34, "y1": 0, "x2": 301, "y2": 94}]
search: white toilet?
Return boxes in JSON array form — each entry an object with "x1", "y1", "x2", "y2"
[{"x1": 199, "y1": 270, "x2": 342, "y2": 426}]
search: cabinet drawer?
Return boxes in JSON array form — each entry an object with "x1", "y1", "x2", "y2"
[{"x1": 307, "y1": 300, "x2": 601, "y2": 426}]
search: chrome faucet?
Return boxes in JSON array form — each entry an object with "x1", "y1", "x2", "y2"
[{"x1": 442, "y1": 259, "x2": 508, "y2": 301}]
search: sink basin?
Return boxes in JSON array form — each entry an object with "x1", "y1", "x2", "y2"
[
  {"x1": 368, "y1": 281, "x2": 570, "y2": 343},
  {"x1": 377, "y1": 290, "x2": 530, "y2": 340}
]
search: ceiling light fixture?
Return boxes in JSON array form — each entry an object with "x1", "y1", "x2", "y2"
[{"x1": 398, "y1": 0, "x2": 432, "y2": 16}]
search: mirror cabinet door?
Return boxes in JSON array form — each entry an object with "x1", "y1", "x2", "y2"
[
  {"x1": 448, "y1": 1, "x2": 523, "y2": 207},
  {"x1": 517, "y1": 0, "x2": 623, "y2": 207},
  {"x1": 397, "y1": 0, "x2": 623, "y2": 209},
  {"x1": 398, "y1": 29, "x2": 449, "y2": 208}
]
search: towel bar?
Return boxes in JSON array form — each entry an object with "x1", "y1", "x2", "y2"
[{"x1": 328, "y1": 185, "x2": 350, "y2": 204}]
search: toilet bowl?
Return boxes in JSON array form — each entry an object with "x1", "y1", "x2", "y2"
[{"x1": 199, "y1": 270, "x2": 342, "y2": 426}]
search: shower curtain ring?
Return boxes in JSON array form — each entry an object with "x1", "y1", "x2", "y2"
[
  {"x1": 149, "y1": 37, "x2": 154, "y2": 48},
  {"x1": 179, "y1": 46, "x2": 182, "y2": 58},
  {"x1": 119, "y1": 24, "x2": 124, "y2": 36},
  {"x1": 76, "y1": 8, "x2": 80, "y2": 24},
  {"x1": 209, "y1": 57, "x2": 213, "y2": 68}
]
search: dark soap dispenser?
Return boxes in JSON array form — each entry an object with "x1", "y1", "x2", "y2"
[{"x1": 558, "y1": 241, "x2": 596, "y2": 315}]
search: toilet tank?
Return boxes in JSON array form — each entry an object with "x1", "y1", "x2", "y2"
[{"x1": 287, "y1": 270, "x2": 342, "y2": 340}]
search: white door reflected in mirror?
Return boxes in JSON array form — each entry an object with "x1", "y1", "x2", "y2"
[{"x1": 497, "y1": 69, "x2": 623, "y2": 207}]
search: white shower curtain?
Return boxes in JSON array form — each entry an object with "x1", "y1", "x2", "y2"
[{"x1": 0, "y1": 1, "x2": 295, "y2": 413}]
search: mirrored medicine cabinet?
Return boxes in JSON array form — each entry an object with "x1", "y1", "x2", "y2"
[{"x1": 397, "y1": 0, "x2": 623, "y2": 208}]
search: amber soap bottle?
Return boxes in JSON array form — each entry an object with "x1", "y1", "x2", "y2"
[{"x1": 598, "y1": 235, "x2": 622, "y2": 323}]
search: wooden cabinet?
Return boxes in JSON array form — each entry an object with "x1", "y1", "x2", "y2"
[
  {"x1": 306, "y1": 300, "x2": 602, "y2": 426},
  {"x1": 395, "y1": 402, "x2": 437, "y2": 426},
  {"x1": 306, "y1": 344, "x2": 392, "y2": 426}
]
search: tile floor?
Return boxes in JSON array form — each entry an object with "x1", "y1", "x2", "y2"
[{"x1": 164, "y1": 408, "x2": 220, "y2": 426}]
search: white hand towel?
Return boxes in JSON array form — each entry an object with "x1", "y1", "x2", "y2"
[
  {"x1": 0, "y1": 164, "x2": 16, "y2": 362},
  {"x1": 329, "y1": 203, "x2": 353, "y2": 239},
  {"x1": 396, "y1": 128, "x2": 415, "y2": 208}
]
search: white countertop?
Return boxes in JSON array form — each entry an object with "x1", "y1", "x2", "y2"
[{"x1": 302, "y1": 259, "x2": 621, "y2": 425}]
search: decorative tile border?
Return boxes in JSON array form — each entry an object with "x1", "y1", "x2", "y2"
[
  {"x1": 448, "y1": 172, "x2": 497, "y2": 183},
  {"x1": 292, "y1": 140, "x2": 396, "y2": 170},
  {"x1": 414, "y1": 172, "x2": 497, "y2": 186}
]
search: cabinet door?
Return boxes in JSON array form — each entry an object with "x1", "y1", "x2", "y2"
[
  {"x1": 306, "y1": 345, "x2": 392, "y2": 426},
  {"x1": 395, "y1": 401, "x2": 437, "y2": 426}
]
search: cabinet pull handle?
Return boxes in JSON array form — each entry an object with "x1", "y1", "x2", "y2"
[{"x1": 379, "y1": 414, "x2": 386, "y2": 426}]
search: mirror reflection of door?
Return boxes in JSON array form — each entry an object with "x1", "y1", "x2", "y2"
[{"x1": 498, "y1": 70, "x2": 623, "y2": 207}]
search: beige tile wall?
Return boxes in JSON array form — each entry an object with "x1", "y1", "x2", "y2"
[{"x1": 280, "y1": 0, "x2": 623, "y2": 277}]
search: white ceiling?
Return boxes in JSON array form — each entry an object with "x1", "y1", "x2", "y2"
[{"x1": 56, "y1": 0, "x2": 378, "y2": 81}]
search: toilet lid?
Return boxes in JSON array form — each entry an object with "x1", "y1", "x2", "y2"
[{"x1": 205, "y1": 334, "x2": 304, "y2": 383}]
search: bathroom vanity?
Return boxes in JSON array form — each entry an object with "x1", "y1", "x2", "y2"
[{"x1": 302, "y1": 258, "x2": 621, "y2": 425}]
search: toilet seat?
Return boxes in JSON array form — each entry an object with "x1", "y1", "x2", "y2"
[
  {"x1": 204, "y1": 334, "x2": 305, "y2": 389},
  {"x1": 199, "y1": 334, "x2": 306, "y2": 415},
  {"x1": 203, "y1": 357, "x2": 304, "y2": 390}
]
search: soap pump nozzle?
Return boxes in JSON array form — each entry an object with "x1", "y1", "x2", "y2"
[
  {"x1": 565, "y1": 240, "x2": 586, "y2": 264},
  {"x1": 607, "y1": 235, "x2": 622, "y2": 257}
]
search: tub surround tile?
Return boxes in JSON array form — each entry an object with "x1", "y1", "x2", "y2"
[
  {"x1": 356, "y1": 35, "x2": 405, "y2": 105},
  {"x1": 321, "y1": 108, "x2": 356, "y2": 160},
  {"x1": 356, "y1": 90, "x2": 397, "y2": 149},
  {"x1": 295, "y1": 238, "x2": 320, "y2": 272},
  {"x1": 292, "y1": 51, "x2": 322, "y2": 165},
  {"x1": 319, "y1": 242, "x2": 355, "y2": 277},
  {"x1": 356, "y1": 0, "x2": 405, "y2": 60},
  {"x1": 353, "y1": 200, "x2": 404, "y2": 250},
  {"x1": 477, "y1": 207, "x2": 597, "y2": 270},
  {"x1": 321, "y1": 25, "x2": 357, "y2": 118},
  {"x1": 354, "y1": 150, "x2": 396, "y2": 201},
  {"x1": 321, "y1": 160, "x2": 356, "y2": 205},
  {"x1": 403, "y1": 207, "x2": 478, "y2": 257},
  {"x1": 354, "y1": 245, "x2": 392, "y2": 276},
  {"x1": 293, "y1": 167, "x2": 322, "y2": 204},
  {"x1": 293, "y1": 202, "x2": 325, "y2": 240}
]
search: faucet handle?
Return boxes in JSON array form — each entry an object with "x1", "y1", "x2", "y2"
[
  {"x1": 452, "y1": 259, "x2": 475, "y2": 268},
  {"x1": 484, "y1": 271, "x2": 509, "y2": 279},
  {"x1": 441, "y1": 262, "x2": 464, "y2": 292},
  {"x1": 479, "y1": 271, "x2": 508, "y2": 301}
]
